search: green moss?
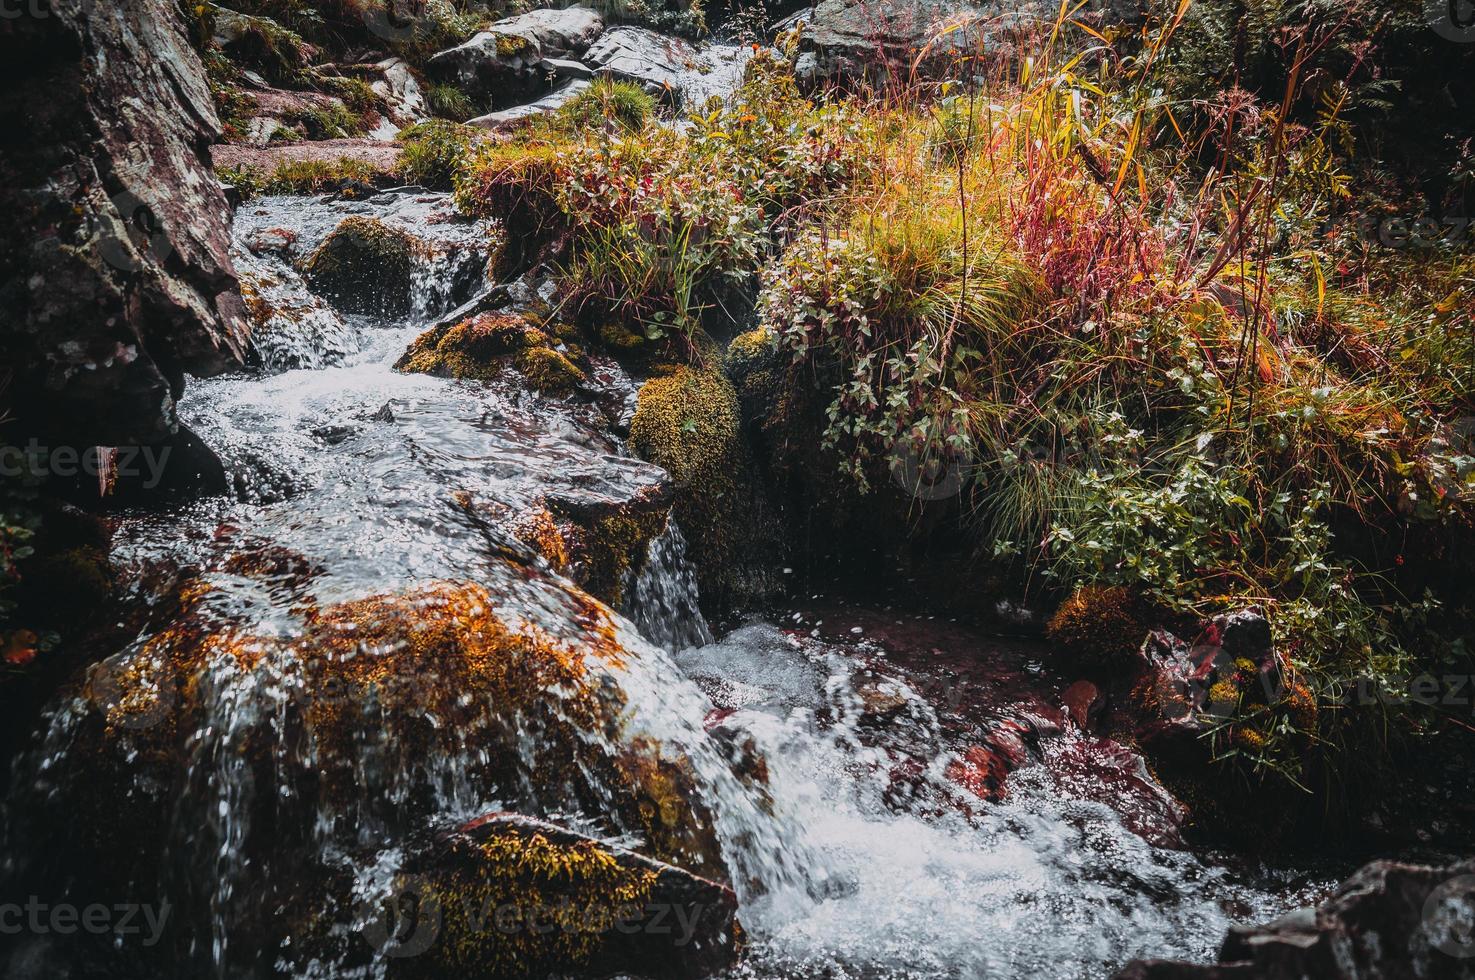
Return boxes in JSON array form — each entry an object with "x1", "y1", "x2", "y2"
[
  {"x1": 629, "y1": 365, "x2": 779, "y2": 606},
  {"x1": 573, "y1": 509, "x2": 669, "y2": 607},
  {"x1": 516, "y1": 345, "x2": 586, "y2": 393},
  {"x1": 422, "y1": 826, "x2": 658, "y2": 976},
  {"x1": 396, "y1": 312, "x2": 587, "y2": 393},
  {"x1": 301, "y1": 216, "x2": 416, "y2": 315},
  {"x1": 493, "y1": 31, "x2": 535, "y2": 58},
  {"x1": 722, "y1": 327, "x2": 779, "y2": 385}
]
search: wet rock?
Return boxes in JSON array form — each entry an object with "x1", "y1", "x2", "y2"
[
  {"x1": 18, "y1": 570, "x2": 740, "y2": 975},
  {"x1": 301, "y1": 215, "x2": 417, "y2": 316},
  {"x1": 1115, "y1": 858, "x2": 1475, "y2": 979},
  {"x1": 426, "y1": 6, "x2": 606, "y2": 103},
  {"x1": 237, "y1": 253, "x2": 358, "y2": 371},
  {"x1": 469, "y1": 79, "x2": 593, "y2": 130},
  {"x1": 0, "y1": 0, "x2": 248, "y2": 446},
  {"x1": 390, "y1": 812, "x2": 739, "y2": 980},
  {"x1": 1041, "y1": 738, "x2": 1189, "y2": 849},
  {"x1": 396, "y1": 311, "x2": 587, "y2": 393},
  {"x1": 944, "y1": 718, "x2": 1042, "y2": 802},
  {"x1": 774, "y1": 0, "x2": 1048, "y2": 90},
  {"x1": 1061, "y1": 679, "x2": 1102, "y2": 732},
  {"x1": 586, "y1": 26, "x2": 701, "y2": 106}
]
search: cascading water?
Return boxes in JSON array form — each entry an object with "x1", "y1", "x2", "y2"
[
  {"x1": 622, "y1": 522, "x2": 715, "y2": 653},
  {"x1": 0, "y1": 187, "x2": 1327, "y2": 980}
]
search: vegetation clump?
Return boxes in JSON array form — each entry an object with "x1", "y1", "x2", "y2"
[
  {"x1": 1044, "y1": 586, "x2": 1148, "y2": 672},
  {"x1": 556, "y1": 78, "x2": 656, "y2": 134},
  {"x1": 397, "y1": 119, "x2": 479, "y2": 189},
  {"x1": 396, "y1": 312, "x2": 587, "y2": 393}
]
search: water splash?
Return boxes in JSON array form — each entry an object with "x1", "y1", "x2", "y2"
[{"x1": 623, "y1": 520, "x2": 715, "y2": 652}]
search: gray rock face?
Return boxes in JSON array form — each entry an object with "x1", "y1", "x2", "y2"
[
  {"x1": 371, "y1": 57, "x2": 430, "y2": 131},
  {"x1": 0, "y1": 0, "x2": 248, "y2": 447},
  {"x1": 774, "y1": 0, "x2": 1048, "y2": 89},
  {"x1": 426, "y1": 6, "x2": 605, "y2": 102},
  {"x1": 1116, "y1": 859, "x2": 1475, "y2": 979},
  {"x1": 469, "y1": 78, "x2": 592, "y2": 130},
  {"x1": 585, "y1": 26, "x2": 700, "y2": 106}
]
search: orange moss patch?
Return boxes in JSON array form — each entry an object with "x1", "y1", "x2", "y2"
[{"x1": 1044, "y1": 585, "x2": 1148, "y2": 671}]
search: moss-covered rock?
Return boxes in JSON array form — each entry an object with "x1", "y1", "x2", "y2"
[
  {"x1": 76, "y1": 573, "x2": 727, "y2": 877},
  {"x1": 1044, "y1": 585, "x2": 1148, "y2": 672},
  {"x1": 551, "y1": 499, "x2": 673, "y2": 606},
  {"x1": 391, "y1": 813, "x2": 739, "y2": 980},
  {"x1": 629, "y1": 365, "x2": 780, "y2": 608},
  {"x1": 396, "y1": 312, "x2": 587, "y2": 393},
  {"x1": 301, "y1": 216, "x2": 416, "y2": 316}
]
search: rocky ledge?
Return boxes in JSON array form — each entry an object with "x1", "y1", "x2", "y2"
[{"x1": 1117, "y1": 858, "x2": 1475, "y2": 979}]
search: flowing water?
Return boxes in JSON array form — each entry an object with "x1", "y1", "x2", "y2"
[{"x1": 0, "y1": 183, "x2": 1329, "y2": 979}]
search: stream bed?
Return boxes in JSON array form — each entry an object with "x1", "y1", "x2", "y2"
[{"x1": 0, "y1": 190, "x2": 1333, "y2": 980}]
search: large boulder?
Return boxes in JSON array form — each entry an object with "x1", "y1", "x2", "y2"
[
  {"x1": 774, "y1": 0, "x2": 1049, "y2": 90},
  {"x1": 426, "y1": 6, "x2": 605, "y2": 104},
  {"x1": 469, "y1": 78, "x2": 592, "y2": 130},
  {"x1": 1116, "y1": 859, "x2": 1475, "y2": 979},
  {"x1": 0, "y1": 0, "x2": 249, "y2": 447},
  {"x1": 585, "y1": 26, "x2": 700, "y2": 107},
  {"x1": 371, "y1": 56, "x2": 430, "y2": 132}
]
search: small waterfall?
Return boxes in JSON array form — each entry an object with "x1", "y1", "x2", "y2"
[{"x1": 622, "y1": 520, "x2": 714, "y2": 652}]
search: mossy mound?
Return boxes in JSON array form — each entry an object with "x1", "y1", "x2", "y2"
[
  {"x1": 629, "y1": 365, "x2": 780, "y2": 608},
  {"x1": 722, "y1": 327, "x2": 779, "y2": 386},
  {"x1": 1045, "y1": 585, "x2": 1149, "y2": 672},
  {"x1": 301, "y1": 216, "x2": 416, "y2": 316},
  {"x1": 396, "y1": 312, "x2": 586, "y2": 393}
]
